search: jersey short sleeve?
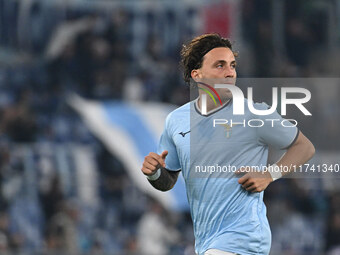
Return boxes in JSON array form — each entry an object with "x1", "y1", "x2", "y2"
[
  {"x1": 157, "y1": 114, "x2": 181, "y2": 171},
  {"x1": 255, "y1": 102, "x2": 299, "y2": 150}
]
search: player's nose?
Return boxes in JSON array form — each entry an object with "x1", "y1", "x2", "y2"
[
  {"x1": 224, "y1": 68, "x2": 235, "y2": 78},
  {"x1": 224, "y1": 70, "x2": 235, "y2": 78}
]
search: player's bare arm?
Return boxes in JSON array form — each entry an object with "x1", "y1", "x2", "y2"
[
  {"x1": 237, "y1": 131, "x2": 315, "y2": 193},
  {"x1": 274, "y1": 130, "x2": 315, "y2": 176},
  {"x1": 142, "y1": 150, "x2": 180, "y2": 191}
]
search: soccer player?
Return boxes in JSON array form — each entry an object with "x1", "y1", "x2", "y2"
[{"x1": 141, "y1": 34, "x2": 315, "y2": 255}]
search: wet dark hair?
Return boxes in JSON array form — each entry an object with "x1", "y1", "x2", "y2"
[{"x1": 180, "y1": 33, "x2": 234, "y2": 83}]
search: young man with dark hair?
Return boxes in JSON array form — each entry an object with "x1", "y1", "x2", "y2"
[{"x1": 141, "y1": 33, "x2": 315, "y2": 255}]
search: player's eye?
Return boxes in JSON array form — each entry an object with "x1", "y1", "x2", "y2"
[
  {"x1": 231, "y1": 62, "x2": 237, "y2": 69},
  {"x1": 216, "y1": 63, "x2": 223, "y2": 68}
]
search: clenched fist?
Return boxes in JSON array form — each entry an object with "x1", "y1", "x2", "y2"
[
  {"x1": 236, "y1": 167, "x2": 273, "y2": 193},
  {"x1": 141, "y1": 150, "x2": 168, "y2": 176}
]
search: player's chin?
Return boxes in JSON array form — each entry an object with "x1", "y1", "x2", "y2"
[{"x1": 225, "y1": 77, "x2": 236, "y2": 85}]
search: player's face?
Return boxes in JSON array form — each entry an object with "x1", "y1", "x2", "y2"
[{"x1": 191, "y1": 47, "x2": 237, "y2": 80}]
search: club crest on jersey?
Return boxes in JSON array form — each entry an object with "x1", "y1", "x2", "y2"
[{"x1": 221, "y1": 124, "x2": 232, "y2": 138}]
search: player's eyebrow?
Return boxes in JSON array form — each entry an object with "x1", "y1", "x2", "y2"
[
  {"x1": 212, "y1": 60, "x2": 236, "y2": 66},
  {"x1": 212, "y1": 60, "x2": 227, "y2": 66}
]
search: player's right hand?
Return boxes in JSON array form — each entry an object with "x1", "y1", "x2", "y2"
[{"x1": 141, "y1": 150, "x2": 168, "y2": 176}]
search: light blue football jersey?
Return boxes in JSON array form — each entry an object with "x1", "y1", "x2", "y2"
[{"x1": 157, "y1": 98, "x2": 298, "y2": 255}]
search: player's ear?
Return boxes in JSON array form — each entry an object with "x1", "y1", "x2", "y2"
[{"x1": 191, "y1": 69, "x2": 201, "y2": 82}]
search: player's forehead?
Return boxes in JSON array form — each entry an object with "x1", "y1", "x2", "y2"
[{"x1": 202, "y1": 47, "x2": 235, "y2": 65}]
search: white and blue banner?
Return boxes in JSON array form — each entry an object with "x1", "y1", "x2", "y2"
[{"x1": 69, "y1": 95, "x2": 189, "y2": 211}]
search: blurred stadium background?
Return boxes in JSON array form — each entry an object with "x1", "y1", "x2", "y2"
[{"x1": 0, "y1": 0, "x2": 340, "y2": 254}]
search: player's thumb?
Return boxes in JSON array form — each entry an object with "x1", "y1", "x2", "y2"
[
  {"x1": 161, "y1": 150, "x2": 168, "y2": 160},
  {"x1": 158, "y1": 151, "x2": 168, "y2": 168}
]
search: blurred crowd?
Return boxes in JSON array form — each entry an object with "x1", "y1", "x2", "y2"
[{"x1": 0, "y1": 0, "x2": 340, "y2": 254}]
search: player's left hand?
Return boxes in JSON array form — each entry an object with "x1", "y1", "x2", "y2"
[{"x1": 235, "y1": 167, "x2": 273, "y2": 193}]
